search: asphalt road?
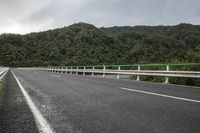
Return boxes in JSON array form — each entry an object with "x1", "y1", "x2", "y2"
[
  {"x1": 0, "y1": 71, "x2": 39, "y2": 133},
  {"x1": 12, "y1": 69, "x2": 200, "y2": 133}
]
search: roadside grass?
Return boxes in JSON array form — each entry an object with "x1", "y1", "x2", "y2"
[{"x1": 0, "y1": 82, "x2": 5, "y2": 105}]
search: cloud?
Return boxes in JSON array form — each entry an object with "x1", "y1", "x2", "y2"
[
  {"x1": 0, "y1": 0, "x2": 50, "y2": 34},
  {"x1": 0, "y1": 0, "x2": 200, "y2": 34}
]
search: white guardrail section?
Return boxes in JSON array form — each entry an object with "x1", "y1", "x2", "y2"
[
  {"x1": 20, "y1": 63, "x2": 200, "y2": 83},
  {"x1": 0, "y1": 67, "x2": 9, "y2": 81}
]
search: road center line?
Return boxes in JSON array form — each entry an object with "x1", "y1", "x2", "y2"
[
  {"x1": 119, "y1": 87, "x2": 200, "y2": 103},
  {"x1": 11, "y1": 71, "x2": 56, "y2": 133}
]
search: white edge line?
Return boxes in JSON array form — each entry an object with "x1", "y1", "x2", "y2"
[
  {"x1": 11, "y1": 70, "x2": 56, "y2": 133},
  {"x1": 119, "y1": 87, "x2": 200, "y2": 103}
]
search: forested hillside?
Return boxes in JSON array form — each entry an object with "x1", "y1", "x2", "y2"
[{"x1": 0, "y1": 22, "x2": 200, "y2": 67}]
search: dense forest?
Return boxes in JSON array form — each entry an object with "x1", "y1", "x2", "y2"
[
  {"x1": 0, "y1": 22, "x2": 200, "y2": 67},
  {"x1": 0, "y1": 22, "x2": 200, "y2": 85}
]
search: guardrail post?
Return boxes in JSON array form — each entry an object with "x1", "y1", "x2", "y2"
[
  {"x1": 60, "y1": 67, "x2": 65, "y2": 73},
  {"x1": 76, "y1": 67, "x2": 78, "y2": 75},
  {"x1": 117, "y1": 66, "x2": 120, "y2": 79},
  {"x1": 70, "y1": 67, "x2": 72, "y2": 75},
  {"x1": 60, "y1": 67, "x2": 62, "y2": 73},
  {"x1": 65, "y1": 67, "x2": 68, "y2": 74},
  {"x1": 165, "y1": 65, "x2": 169, "y2": 83},
  {"x1": 92, "y1": 66, "x2": 94, "y2": 76},
  {"x1": 137, "y1": 65, "x2": 140, "y2": 81},
  {"x1": 83, "y1": 66, "x2": 86, "y2": 76},
  {"x1": 103, "y1": 65, "x2": 106, "y2": 77},
  {"x1": 58, "y1": 67, "x2": 60, "y2": 73}
]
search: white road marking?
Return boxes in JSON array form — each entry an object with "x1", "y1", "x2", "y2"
[
  {"x1": 11, "y1": 71, "x2": 56, "y2": 133},
  {"x1": 0, "y1": 70, "x2": 8, "y2": 81},
  {"x1": 50, "y1": 74, "x2": 61, "y2": 78},
  {"x1": 119, "y1": 87, "x2": 200, "y2": 103}
]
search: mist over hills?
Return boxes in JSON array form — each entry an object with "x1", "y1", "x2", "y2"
[{"x1": 0, "y1": 22, "x2": 200, "y2": 67}]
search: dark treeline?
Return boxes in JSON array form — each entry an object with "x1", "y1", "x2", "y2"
[{"x1": 0, "y1": 22, "x2": 200, "y2": 67}]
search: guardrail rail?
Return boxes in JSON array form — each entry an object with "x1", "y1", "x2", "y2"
[
  {"x1": 20, "y1": 63, "x2": 200, "y2": 84},
  {"x1": 0, "y1": 67, "x2": 9, "y2": 82}
]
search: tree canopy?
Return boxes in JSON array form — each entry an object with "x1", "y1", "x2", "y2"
[{"x1": 0, "y1": 22, "x2": 200, "y2": 67}]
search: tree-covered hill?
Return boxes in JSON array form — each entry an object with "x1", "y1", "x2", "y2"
[{"x1": 0, "y1": 22, "x2": 200, "y2": 67}]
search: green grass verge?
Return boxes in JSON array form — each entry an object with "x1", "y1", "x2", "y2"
[{"x1": 0, "y1": 82, "x2": 5, "y2": 105}]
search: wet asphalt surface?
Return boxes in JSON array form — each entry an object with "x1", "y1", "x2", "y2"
[{"x1": 2, "y1": 69, "x2": 200, "y2": 133}]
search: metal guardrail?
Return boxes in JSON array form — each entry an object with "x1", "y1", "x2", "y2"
[
  {"x1": 0, "y1": 68, "x2": 9, "y2": 81},
  {"x1": 22, "y1": 63, "x2": 200, "y2": 84}
]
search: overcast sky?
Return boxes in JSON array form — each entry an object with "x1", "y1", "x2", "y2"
[{"x1": 0, "y1": 0, "x2": 199, "y2": 34}]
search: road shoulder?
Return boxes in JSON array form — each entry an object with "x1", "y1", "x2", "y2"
[{"x1": 0, "y1": 71, "x2": 39, "y2": 133}]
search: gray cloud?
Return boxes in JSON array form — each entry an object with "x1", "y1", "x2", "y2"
[{"x1": 0, "y1": 0, "x2": 199, "y2": 34}]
